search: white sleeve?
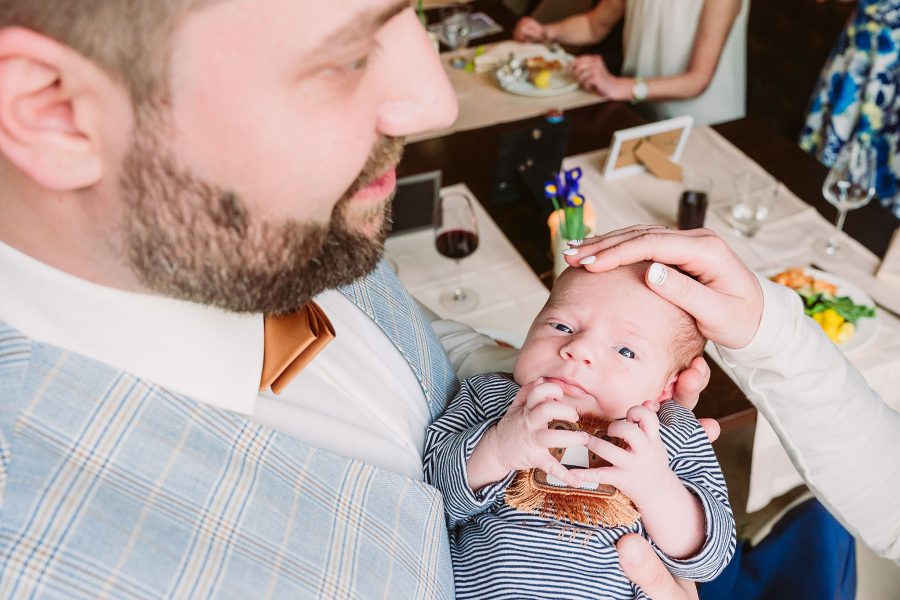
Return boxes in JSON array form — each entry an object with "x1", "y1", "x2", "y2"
[
  {"x1": 417, "y1": 301, "x2": 518, "y2": 380},
  {"x1": 717, "y1": 275, "x2": 900, "y2": 563}
]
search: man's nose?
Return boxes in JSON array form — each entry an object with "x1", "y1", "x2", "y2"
[{"x1": 375, "y1": 11, "x2": 458, "y2": 138}]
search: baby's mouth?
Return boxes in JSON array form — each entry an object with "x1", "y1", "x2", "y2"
[{"x1": 544, "y1": 376, "x2": 592, "y2": 398}]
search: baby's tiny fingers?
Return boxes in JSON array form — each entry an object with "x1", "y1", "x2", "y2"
[
  {"x1": 513, "y1": 377, "x2": 545, "y2": 406},
  {"x1": 530, "y1": 399, "x2": 579, "y2": 427},
  {"x1": 607, "y1": 419, "x2": 646, "y2": 452},
  {"x1": 539, "y1": 457, "x2": 583, "y2": 489},
  {"x1": 535, "y1": 428, "x2": 588, "y2": 450},
  {"x1": 574, "y1": 465, "x2": 619, "y2": 488},
  {"x1": 584, "y1": 434, "x2": 631, "y2": 466},
  {"x1": 626, "y1": 405, "x2": 660, "y2": 440},
  {"x1": 525, "y1": 381, "x2": 564, "y2": 408}
]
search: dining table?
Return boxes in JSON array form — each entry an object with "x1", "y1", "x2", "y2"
[{"x1": 392, "y1": 3, "x2": 900, "y2": 514}]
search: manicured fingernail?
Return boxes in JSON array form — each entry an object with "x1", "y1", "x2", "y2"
[
  {"x1": 648, "y1": 262, "x2": 667, "y2": 286},
  {"x1": 562, "y1": 248, "x2": 579, "y2": 256},
  {"x1": 568, "y1": 239, "x2": 584, "y2": 246},
  {"x1": 579, "y1": 256, "x2": 596, "y2": 265}
]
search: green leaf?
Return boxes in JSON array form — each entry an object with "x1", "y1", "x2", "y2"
[
  {"x1": 799, "y1": 291, "x2": 875, "y2": 324},
  {"x1": 564, "y1": 206, "x2": 584, "y2": 240}
]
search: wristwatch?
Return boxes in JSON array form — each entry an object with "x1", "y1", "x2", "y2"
[{"x1": 631, "y1": 77, "x2": 649, "y2": 104}]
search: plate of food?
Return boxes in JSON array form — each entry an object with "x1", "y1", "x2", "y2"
[
  {"x1": 494, "y1": 52, "x2": 579, "y2": 97},
  {"x1": 763, "y1": 266, "x2": 879, "y2": 353}
]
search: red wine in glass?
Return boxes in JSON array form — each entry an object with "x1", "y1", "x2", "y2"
[
  {"x1": 434, "y1": 193, "x2": 479, "y2": 312},
  {"x1": 435, "y1": 229, "x2": 479, "y2": 259}
]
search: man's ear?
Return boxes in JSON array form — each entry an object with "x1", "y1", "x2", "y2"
[{"x1": 0, "y1": 27, "x2": 131, "y2": 191}]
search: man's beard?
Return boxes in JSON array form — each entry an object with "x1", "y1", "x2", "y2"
[{"x1": 118, "y1": 109, "x2": 403, "y2": 315}]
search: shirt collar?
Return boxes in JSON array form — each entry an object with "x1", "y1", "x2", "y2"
[{"x1": 0, "y1": 240, "x2": 263, "y2": 414}]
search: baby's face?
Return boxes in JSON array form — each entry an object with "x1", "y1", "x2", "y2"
[{"x1": 514, "y1": 265, "x2": 683, "y2": 420}]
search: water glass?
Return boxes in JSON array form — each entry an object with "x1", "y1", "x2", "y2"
[
  {"x1": 729, "y1": 173, "x2": 779, "y2": 237},
  {"x1": 440, "y1": 3, "x2": 471, "y2": 68},
  {"x1": 816, "y1": 141, "x2": 876, "y2": 259}
]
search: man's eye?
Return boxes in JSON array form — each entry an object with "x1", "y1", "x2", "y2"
[
  {"x1": 550, "y1": 323, "x2": 573, "y2": 334},
  {"x1": 344, "y1": 55, "x2": 369, "y2": 72},
  {"x1": 615, "y1": 346, "x2": 636, "y2": 359}
]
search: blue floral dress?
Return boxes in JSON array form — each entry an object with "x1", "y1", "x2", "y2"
[{"x1": 800, "y1": 0, "x2": 900, "y2": 218}]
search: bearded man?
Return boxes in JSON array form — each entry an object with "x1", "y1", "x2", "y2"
[
  {"x1": 0, "y1": 1, "x2": 468, "y2": 597},
  {"x1": 1, "y1": 1, "x2": 887, "y2": 599}
]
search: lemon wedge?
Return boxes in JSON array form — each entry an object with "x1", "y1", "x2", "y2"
[{"x1": 532, "y1": 69, "x2": 552, "y2": 89}]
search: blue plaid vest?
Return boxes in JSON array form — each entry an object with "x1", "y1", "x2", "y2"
[{"x1": 0, "y1": 261, "x2": 459, "y2": 599}]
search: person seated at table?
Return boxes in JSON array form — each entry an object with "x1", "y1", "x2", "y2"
[
  {"x1": 799, "y1": 0, "x2": 900, "y2": 219},
  {"x1": 513, "y1": 0, "x2": 747, "y2": 125},
  {"x1": 424, "y1": 263, "x2": 736, "y2": 599}
]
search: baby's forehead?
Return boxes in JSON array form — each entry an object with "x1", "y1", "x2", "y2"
[
  {"x1": 550, "y1": 265, "x2": 647, "y2": 301},
  {"x1": 546, "y1": 265, "x2": 685, "y2": 325}
]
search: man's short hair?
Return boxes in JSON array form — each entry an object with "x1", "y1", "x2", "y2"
[{"x1": 0, "y1": 0, "x2": 220, "y2": 101}]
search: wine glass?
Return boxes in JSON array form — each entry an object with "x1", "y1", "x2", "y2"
[
  {"x1": 440, "y1": 3, "x2": 471, "y2": 69},
  {"x1": 434, "y1": 192, "x2": 479, "y2": 312},
  {"x1": 817, "y1": 141, "x2": 877, "y2": 259}
]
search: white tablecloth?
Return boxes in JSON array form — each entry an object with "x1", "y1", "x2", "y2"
[{"x1": 384, "y1": 183, "x2": 549, "y2": 347}]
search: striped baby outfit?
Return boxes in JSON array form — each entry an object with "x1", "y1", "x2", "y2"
[{"x1": 424, "y1": 373, "x2": 736, "y2": 600}]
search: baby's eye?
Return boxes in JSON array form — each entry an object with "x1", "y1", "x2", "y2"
[
  {"x1": 549, "y1": 322, "x2": 573, "y2": 334},
  {"x1": 615, "y1": 346, "x2": 636, "y2": 359}
]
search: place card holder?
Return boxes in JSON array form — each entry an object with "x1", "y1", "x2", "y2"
[
  {"x1": 875, "y1": 227, "x2": 900, "y2": 286},
  {"x1": 602, "y1": 116, "x2": 693, "y2": 181}
]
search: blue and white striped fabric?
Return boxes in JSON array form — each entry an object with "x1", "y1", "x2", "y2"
[
  {"x1": 424, "y1": 373, "x2": 736, "y2": 600},
  {"x1": 0, "y1": 261, "x2": 459, "y2": 599}
]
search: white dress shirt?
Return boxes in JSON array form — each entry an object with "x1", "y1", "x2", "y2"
[{"x1": 0, "y1": 241, "x2": 429, "y2": 480}]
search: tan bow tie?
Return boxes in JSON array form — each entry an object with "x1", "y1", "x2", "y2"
[{"x1": 259, "y1": 302, "x2": 335, "y2": 395}]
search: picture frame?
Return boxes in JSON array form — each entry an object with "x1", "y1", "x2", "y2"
[
  {"x1": 389, "y1": 170, "x2": 442, "y2": 236},
  {"x1": 602, "y1": 116, "x2": 694, "y2": 180}
]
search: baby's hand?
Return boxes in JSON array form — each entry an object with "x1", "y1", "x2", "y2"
[
  {"x1": 491, "y1": 380, "x2": 588, "y2": 488},
  {"x1": 576, "y1": 405, "x2": 680, "y2": 509}
]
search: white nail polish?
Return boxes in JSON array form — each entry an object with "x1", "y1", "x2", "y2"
[
  {"x1": 648, "y1": 262, "x2": 667, "y2": 286},
  {"x1": 562, "y1": 248, "x2": 579, "y2": 256},
  {"x1": 579, "y1": 256, "x2": 596, "y2": 265},
  {"x1": 568, "y1": 239, "x2": 584, "y2": 246}
]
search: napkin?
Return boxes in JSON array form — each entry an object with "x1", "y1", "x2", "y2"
[{"x1": 876, "y1": 227, "x2": 900, "y2": 286}]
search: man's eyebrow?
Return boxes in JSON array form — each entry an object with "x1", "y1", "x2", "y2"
[{"x1": 316, "y1": 0, "x2": 410, "y2": 51}]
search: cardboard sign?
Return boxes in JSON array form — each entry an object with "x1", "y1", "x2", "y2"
[{"x1": 603, "y1": 116, "x2": 694, "y2": 180}]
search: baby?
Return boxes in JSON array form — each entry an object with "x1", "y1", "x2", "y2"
[{"x1": 424, "y1": 262, "x2": 736, "y2": 600}]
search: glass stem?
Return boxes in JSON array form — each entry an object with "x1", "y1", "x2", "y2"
[
  {"x1": 828, "y1": 207, "x2": 848, "y2": 252},
  {"x1": 452, "y1": 259, "x2": 466, "y2": 302}
]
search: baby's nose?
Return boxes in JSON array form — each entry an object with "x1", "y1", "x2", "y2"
[{"x1": 562, "y1": 348, "x2": 592, "y2": 367}]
